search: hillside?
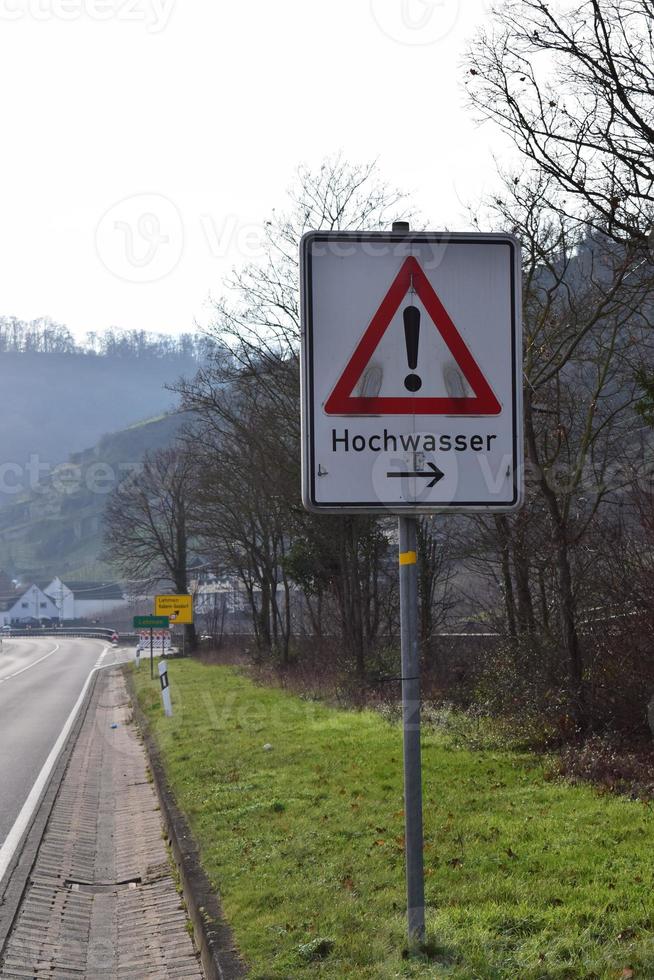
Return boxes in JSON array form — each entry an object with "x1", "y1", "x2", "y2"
[
  {"x1": 0, "y1": 412, "x2": 186, "y2": 582},
  {"x1": 0, "y1": 349, "x2": 198, "y2": 480}
]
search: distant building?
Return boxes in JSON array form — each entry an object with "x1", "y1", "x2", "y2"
[
  {"x1": 44, "y1": 578, "x2": 127, "y2": 621},
  {"x1": 0, "y1": 584, "x2": 59, "y2": 625}
]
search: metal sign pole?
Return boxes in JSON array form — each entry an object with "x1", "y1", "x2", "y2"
[
  {"x1": 150, "y1": 627, "x2": 154, "y2": 680},
  {"x1": 392, "y1": 219, "x2": 426, "y2": 947},
  {"x1": 398, "y1": 514, "x2": 425, "y2": 947}
]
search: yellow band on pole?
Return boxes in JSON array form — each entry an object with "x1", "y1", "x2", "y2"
[{"x1": 399, "y1": 551, "x2": 417, "y2": 566}]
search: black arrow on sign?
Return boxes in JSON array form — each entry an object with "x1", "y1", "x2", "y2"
[{"x1": 386, "y1": 462, "x2": 444, "y2": 489}]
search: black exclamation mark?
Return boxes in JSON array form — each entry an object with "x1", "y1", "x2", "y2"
[{"x1": 403, "y1": 305, "x2": 422, "y2": 392}]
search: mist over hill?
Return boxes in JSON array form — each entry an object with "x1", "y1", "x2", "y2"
[
  {"x1": 0, "y1": 350, "x2": 193, "y2": 470},
  {"x1": 0, "y1": 412, "x2": 186, "y2": 582},
  {"x1": 0, "y1": 321, "x2": 210, "y2": 476}
]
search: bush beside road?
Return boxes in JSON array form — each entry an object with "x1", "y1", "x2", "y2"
[{"x1": 132, "y1": 661, "x2": 654, "y2": 978}]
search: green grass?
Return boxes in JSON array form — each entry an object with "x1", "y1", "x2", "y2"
[{"x1": 132, "y1": 661, "x2": 654, "y2": 979}]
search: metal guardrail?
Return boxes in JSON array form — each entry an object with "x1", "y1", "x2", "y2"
[
  {"x1": 1, "y1": 628, "x2": 180, "y2": 645},
  {"x1": 2, "y1": 627, "x2": 118, "y2": 641}
]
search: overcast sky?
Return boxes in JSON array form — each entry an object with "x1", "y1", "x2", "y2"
[{"x1": 0, "y1": 0, "x2": 509, "y2": 339}]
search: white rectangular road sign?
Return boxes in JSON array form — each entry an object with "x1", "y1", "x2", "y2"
[{"x1": 300, "y1": 231, "x2": 523, "y2": 513}]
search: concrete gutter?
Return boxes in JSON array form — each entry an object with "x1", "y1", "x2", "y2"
[{"x1": 125, "y1": 666, "x2": 247, "y2": 980}]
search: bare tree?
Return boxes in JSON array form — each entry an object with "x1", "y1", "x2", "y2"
[
  {"x1": 466, "y1": 170, "x2": 654, "y2": 726},
  {"x1": 187, "y1": 362, "x2": 297, "y2": 660},
  {"x1": 463, "y1": 0, "x2": 654, "y2": 727},
  {"x1": 175, "y1": 157, "x2": 413, "y2": 672},
  {"x1": 103, "y1": 447, "x2": 197, "y2": 648},
  {"x1": 415, "y1": 518, "x2": 455, "y2": 657},
  {"x1": 209, "y1": 154, "x2": 412, "y2": 372},
  {"x1": 467, "y1": 0, "x2": 654, "y2": 243}
]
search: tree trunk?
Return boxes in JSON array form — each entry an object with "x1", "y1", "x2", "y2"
[
  {"x1": 351, "y1": 523, "x2": 366, "y2": 676},
  {"x1": 512, "y1": 523, "x2": 536, "y2": 634},
  {"x1": 257, "y1": 578, "x2": 272, "y2": 652},
  {"x1": 525, "y1": 403, "x2": 586, "y2": 728},
  {"x1": 494, "y1": 516, "x2": 517, "y2": 638},
  {"x1": 304, "y1": 592, "x2": 323, "y2": 638},
  {"x1": 553, "y1": 524, "x2": 585, "y2": 726}
]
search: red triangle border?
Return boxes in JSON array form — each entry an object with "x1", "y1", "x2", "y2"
[{"x1": 324, "y1": 256, "x2": 501, "y2": 416}]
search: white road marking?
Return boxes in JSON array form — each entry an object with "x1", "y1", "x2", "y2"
[
  {"x1": 0, "y1": 645, "x2": 111, "y2": 886},
  {"x1": 94, "y1": 647, "x2": 110, "y2": 668},
  {"x1": 0, "y1": 644, "x2": 60, "y2": 684}
]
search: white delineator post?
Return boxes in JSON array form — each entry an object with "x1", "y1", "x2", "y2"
[{"x1": 158, "y1": 660, "x2": 173, "y2": 717}]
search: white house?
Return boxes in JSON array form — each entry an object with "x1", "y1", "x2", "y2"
[
  {"x1": 44, "y1": 578, "x2": 127, "y2": 621},
  {"x1": 193, "y1": 576, "x2": 247, "y2": 617},
  {"x1": 0, "y1": 584, "x2": 59, "y2": 626}
]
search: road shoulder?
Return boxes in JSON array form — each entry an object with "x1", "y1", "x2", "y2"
[
  {"x1": 0, "y1": 666, "x2": 204, "y2": 978},
  {"x1": 0, "y1": 664, "x2": 99, "y2": 951},
  {"x1": 126, "y1": 665, "x2": 247, "y2": 980}
]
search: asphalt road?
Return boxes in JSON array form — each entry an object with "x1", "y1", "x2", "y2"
[{"x1": 0, "y1": 637, "x2": 125, "y2": 847}]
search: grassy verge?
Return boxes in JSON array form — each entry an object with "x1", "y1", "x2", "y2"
[{"x1": 132, "y1": 661, "x2": 654, "y2": 979}]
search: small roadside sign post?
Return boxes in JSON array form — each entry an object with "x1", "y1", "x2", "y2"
[
  {"x1": 154, "y1": 594, "x2": 193, "y2": 657},
  {"x1": 154, "y1": 595, "x2": 193, "y2": 623},
  {"x1": 300, "y1": 224, "x2": 523, "y2": 948},
  {"x1": 133, "y1": 615, "x2": 170, "y2": 680}
]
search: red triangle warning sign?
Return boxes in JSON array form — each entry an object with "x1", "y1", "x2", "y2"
[{"x1": 324, "y1": 256, "x2": 501, "y2": 416}]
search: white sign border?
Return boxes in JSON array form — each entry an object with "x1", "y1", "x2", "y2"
[{"x1": 300, "y1": 230, "x2": 523, "y2": 514}]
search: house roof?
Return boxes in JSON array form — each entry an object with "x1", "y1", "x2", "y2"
[
  {"x1": 0, "y1": 585, "x2": 47, "y2": 612},
  {"x1": 0, "y1": 595, "x2": 19, "y2": 612},
  {"x1": 60, "y1": 581, "x2": 124, "y2": 602}
]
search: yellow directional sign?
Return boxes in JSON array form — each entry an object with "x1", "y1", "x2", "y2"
[{"x1": 154, "y1": 594, "x2": 194, "y2": 624}]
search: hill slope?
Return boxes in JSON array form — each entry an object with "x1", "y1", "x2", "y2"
[
  {"x1": 0, "y1": 413, "x2": 186, "y2": 582},
  {"x1": 0, "y1": 349, "x2": 197, "y2": 476}
]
